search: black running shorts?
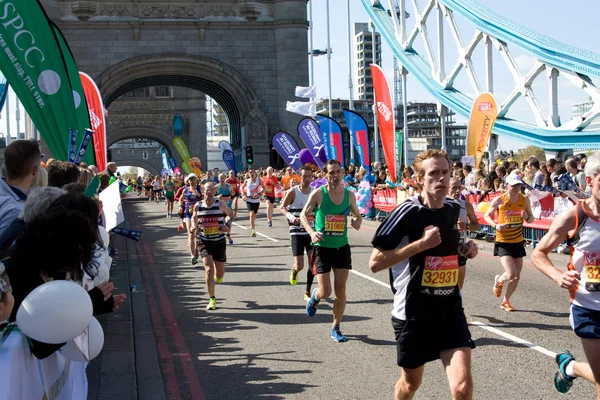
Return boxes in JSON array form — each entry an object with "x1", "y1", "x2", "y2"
[
  {"x1": 313, "y1": 244, "x2": 352, "y2": 274},
  {"x1": 493, "y1": 241, "x2": 526, "y2": 258},
  {"x1": 392, "y1": 312, "x2": 475, "y2": 369},
  {"x1": 291, "y1": 234, "x2": 312, "y2": 257},
  {"x1": 265, "y1": 195, "x2": 276, "y2": 204},
  {"x1": 197, "y1": 239, "x2": 227, "y2": 263},
  {"x1": 246, "y1": 201, "x2": 260, "y2": 213}
]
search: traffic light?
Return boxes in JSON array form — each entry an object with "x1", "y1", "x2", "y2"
[{"x1": 245, "y1": 145, "x2": 254, "y2": 165}]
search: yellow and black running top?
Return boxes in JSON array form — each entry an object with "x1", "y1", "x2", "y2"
[{"x1": 496, "y1": 193, "x2": 527, "y2": 244}]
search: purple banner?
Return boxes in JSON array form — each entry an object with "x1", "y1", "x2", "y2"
[
  {"x1": 344, "y1": 110, "x2": 371, "y2": 173},
  {"x1": 317, "y1": 115, "x2": 344, "y2": 166},
  {"x1": 272, "y1": 131, "x2": 303, "y2": 171},
  {"x1": 297, "y1": 118, "x2": 326, "y2": 168},
  {"x1": 74, "y1": 129, "x2": 94, "y2": 166}
]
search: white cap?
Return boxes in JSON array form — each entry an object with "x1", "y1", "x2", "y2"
[
  {"x1": 505, "y1": 174, "x2": 524, "y2": 186},
  {"x1": 186, "y1": 173, "x2": 199, "y2": 181}
]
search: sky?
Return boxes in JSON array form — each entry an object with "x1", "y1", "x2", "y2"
[
  {"x1": 1, "y1": 0, "x2": 598, "y2": 152},
  {"x1": 309, "y1": 0, "x2": 600, "y2": 150}
]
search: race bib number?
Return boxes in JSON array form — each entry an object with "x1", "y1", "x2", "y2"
[
  {"x1": 324, "y1": 215, "x2": 346, "y2": 236},
  {"x1": 421, "y1": 255, "x2": 459, "y2": 296},
  {"x1": 504, "y1": 210, "x2": 523, "y2": 228},
  {"x1": 584, "y1": 251, "x2": 600, "y2": 291},
  {"x1": 201, "y1": 216, "x2": 220, "y2": 236}
]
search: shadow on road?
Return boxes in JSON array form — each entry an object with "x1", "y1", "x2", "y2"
[{"x1": 470, "y1": 315, "x2": 572, "y2": 331}]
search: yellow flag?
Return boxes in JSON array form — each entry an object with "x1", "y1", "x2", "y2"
[{"x1": 467, "y1": 93, "x2": 498, "y2": 169}]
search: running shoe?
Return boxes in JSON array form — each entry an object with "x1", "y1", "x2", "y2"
[
  {"x1": 251, "y1": 229, "x2": 256, "y2": 237},
  {"x1": 500, "y1": 300, "x2": 515, "y2": 312},
  {"x1": 227, "y1": 235, "x2": 233, "y2": 245},
  {"x1": 306, "y1": 288, "x2": 320, "y2": 317},
  {"x1": 554, "y1": 351, "x2": 575, "y2": 393},
  {"x1": 493, "y1": 274, "x2": 504, "y2": 297},
  {"x1": 290, "y1": 269, "x2": 299, "y2": 286},
  {"x1": 303, "y1": 291, "x2": 311, "y2": 302},
  {"x1": 206, "y1": 297, "x2": 216, "y2": 310},
  {"x1": 191, "y1": 256, "x2": 198, "y2": 265},
  {"x1": 215, "y1": 277, "x2": 223, "y2": 284},
  {"x1": 268, "y1": 221, "x2": 272, "y2": 227},
  {"x1": 331, "y1": 328, "x2": 348, "y2": 343}
]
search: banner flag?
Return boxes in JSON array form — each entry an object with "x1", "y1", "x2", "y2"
[
  {"x1": 343, "y1": 110, "x2": 371, "y2": 173},
  {"x1": 188, "y1": 156, "x2": 203, "y2": 176},
  {"x1": 160, "y1": 148, "x2": 169, "y2": 170},
  {"x1": 0, "y1": 1, "x2": 80, "y2": 160},
  {"x1": 467, "y1": 93, "x2": 498, "y2": 169},
  {"x1": 218, "y1": 141, "x2": 232, "y2": 152},
  {"x1": 68, "y1": 129, "x2": 77, "y2": 163},
  {"x1": 395, "y1": 130, "x2": 403, "y2": 182},
  {"x1": 222, "y1": 149, "x2": 236, "y2": 174},
  {"x1": 317, "y1": 114, "x2": 344, "y2": 166},
  {"x1": 79, "y1": 72, "x2": 107, "y2": 171},
  {"x1": 0, "y1": 75, "x2": 8, "y2": 117},
  {"x1": 110, "y1": 227, "x2": 143, "y2": 242},
  {"x1": 173, "y1": 138, "x2": 193, "y2": 174},
  {"x1": 73, "y1": 129, "x2": 94, "y2": 166},
  {"x1": 295, "y1": 85, "x2": 316, "y2": 99},
  {"x1": 84, "y1": 175, "x2": 101, "y2": 198},
  {"x1": 370, "y1": 64, "x2": 396, "y2": 182},
  {"x1": 168, "y1": 156, "x2": 177, "y2": 170},
  {"x1": 297, "y1": 118, "x2": 326, "y2": 169},
  {"x1": 286, "y1": 101, "x2": 316, "y2": 117},
  {"x1": 272, "y1": 131, "x2": 303, "y2": 171},
  {"x1": 52, "y1": 23, "x2": 94, "y2": 166}
]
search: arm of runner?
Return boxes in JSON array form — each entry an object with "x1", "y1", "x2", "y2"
[
  {"x1": 190, "y1": 203, "x2": 199, "y2": 232},
  {"x1": 522, "y1": 196, "x2": 535, "y2": 223},
  {"x1": 484, "y1": 195, "x2": 504, "y2": 230},
  {"x1": 348, "y1": 190, "x2": 362, "y2": 230},
  {"x1": 465, "y1": 201, "x2": 480, "y2": 232},
  {"x1": 279, "y1": 188, "x2": 298, "y2": 224},
  {"x1": 370, "y1": 225, "x2": 441, "y2": 273},
  {"x1": 220, "y1": 200, "x2": 235, "y2": 220},
  {"x1": 531, "y1": 208, "x2": 580, "y2": 289},
  {"x1": 301, "y1": 189, "x2": 322, "y2": 243}
]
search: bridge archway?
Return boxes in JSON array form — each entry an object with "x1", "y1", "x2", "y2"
[
  {"x1": 107, "y1": 126, "x2": 177, "y2": 158},
  {"x1": 98, "y1": 53, "x2": 269, "y2": 154},
  {"x1": 113, "y1": 160, "x2": 160, "y2": 177}
]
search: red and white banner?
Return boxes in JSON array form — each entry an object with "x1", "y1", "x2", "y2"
[
  {"x1": 79, "y1": 72, "x2": 107, "y2": 171},
  {"x1": 370, "y1": 64, "x2": 396, "y2": 182}
]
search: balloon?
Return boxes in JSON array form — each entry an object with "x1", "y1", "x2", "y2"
[
  {"x1": 109, "y1": 176, "x2": 116, "y2": 185},
  {"x1": 17, "y1": 281, "x2": 93, "y2": 344},
  {"x1": 299, "y1": 148, "x2": 314, "y2": 165},
  {"x1": 60, "y1": 317, "x2": 104, "y2": 362},
  {"x1": 366, "y1": 201, "x2": 374, "y2": 208},
  {"x1": 477, "y1": 202, "x2": 490, "y2": 213},
  {"x1": 98, "y1": 226, "x2": 110, "y2": 249}
]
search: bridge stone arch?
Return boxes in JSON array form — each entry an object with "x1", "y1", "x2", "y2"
[
  {"x1": 98, "y1": 53, "x2": 269, "y2": 163},
  {"x1": 112, "y1": 159, "x2": 160, "y2": 177},
  {"x1": 108, "y1": 126, "x2": 178, "y2": 160}
]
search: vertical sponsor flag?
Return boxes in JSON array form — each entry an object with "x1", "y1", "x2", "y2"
[
  {"x1": 173, "y1": 138, "x2": 193, "y2": 174},
  {"x1": 222, "y1": 149, "x2": 236, "y2": 174},
  {"x1": 370, "y1": 64, "x2": 397, "y2": 183},
  {"x1": 218, "y1": 141, "x2": 232, "y2": 152},
  {"x1": 316, "y1": 114, "x2": 344, "y2": 166},
  {"x1": 79, "y1": 72, "x2": 107, "y2": 171},
  {"x1": 168, "y1": 156, "x2": 177, "y2": 170},
  {"x1": 161, "y1": 148, "x2": 169, "y2": 170},
  {"x1": 467, "y1": 93, "x2": 498, "y2": 169},
  {"x1": 272, "y1": 131, "x2": 303, "y2": 171},
  {"x1": 0, "y1": 1, "x2": 80, "y2": 160},
  {"x1": 297, "y1": 118, "x2": 326, "y2": 169},
  {"x1": 395, "y1": 131, "x2": 403, "y2": 182},
  {"x1": 52, "y1": 23, "x2": 94, "y2": 165},
  {"x1": 343, "y1": 110, "x2": 371, "y2": 173}
]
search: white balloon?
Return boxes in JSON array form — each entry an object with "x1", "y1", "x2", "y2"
[
  {"x1": 60, "y1": 317, "x2": 104, "y2": 362},
  {"x1": 98, "y1": 226, "x2": 110, "y2": 249},
  {"x1": 17, "y1": 281, "x2": 93, "y2": 344}
]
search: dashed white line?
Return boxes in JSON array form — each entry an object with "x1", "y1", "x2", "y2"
[
  {"x1": 232, "y1": 222, "x2": 248, "y2": 230},
  {"x1": 350, "y1": 270, "x2": 389, "y2": 288},
  {"x1": 232, "y1": 222, "x2": 280, "y2": 242}
]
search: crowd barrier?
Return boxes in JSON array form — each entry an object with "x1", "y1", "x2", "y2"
[{"x1": 372, "y1": 188, "x2": 559, "y2": 247}]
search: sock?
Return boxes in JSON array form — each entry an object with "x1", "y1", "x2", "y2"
[
  {"x1": 332, "y1": 324, "x2": 340, "y2": 332},
  {"x1": 565, "y1": 360, "x2": 576, "y2": 378},
  {"x1": 306, "y1": 267, "x2": 315, "y2": 293},
  {"x1": 210, "y1": 296, "x2": 216, "y2": 300}
]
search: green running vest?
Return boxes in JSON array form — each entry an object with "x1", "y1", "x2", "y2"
[{"x1": 314, "y1": 186, "x2": 350, "y2": 248}]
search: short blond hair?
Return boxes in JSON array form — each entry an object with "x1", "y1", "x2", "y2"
[{"x1": 413, "y1": 149, "x2": 451, "y2": 179}]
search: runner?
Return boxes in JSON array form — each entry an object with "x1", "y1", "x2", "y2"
[
  {"x1": 484, "y1": 174, "x2": 534, "y2": 311},
  {"x1": 281, "y1": 167, "x2": 300, "y2": 190},
  {"x1": 531, "y1": 151, "x2": 600, "y2": 396},
  {"x1": 301, "y1": 159, "x2": 362, "y2": 342},
  {"x1": 448, "y1": 177, "x2": 480, "y2": 289},
  {"x1": 262, "y1": 166, "x2": 280, "y2": 227},
  {"x1": 136, "y1": 176, "x2": 143, "y2": 196},
  {"x1": 279, "y1": 165, "x2": 315, "y2": 301},
  {"x1": 152, "y1": 176, "x2": 162, "y2": 203},
  {"x1": 164, "y1": 176, "x2": 175, "y2": 218},
  {"x1": 144, "y1": 176, "x2": 153, "y2": 201},
  {"x1": 241, "y1": 168, "x2": 266, "y2": 237},
  {"x1": 178, "y1": 173, "x2": 202, "y2": 264},
  {"x1": 226, "y1": 170, "x2": 240, "y2": 218},
  {"x1": 174, "y1": 183, "x2": 187, "y2": 232},
  {"x1": 191, "y1": 181, "x2": 235, "y2": 310},
  {"x1": 368, "y1": 149, "x2": 478, "y2": 399},
  {"x1": 216, "y1": 173, "x2": 234, "y2": 245}
]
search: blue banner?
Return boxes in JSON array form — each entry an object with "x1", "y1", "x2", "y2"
[
  {"x1": 161, "y1": 148, "x2": 169, "y2": 170},
  {"x1": 317, "y1": 115, "x2": 344, "y2": 166},
  {"x1": 272, "y1": 131, "x2": 303, "y2": 171},
  {"x1": 168, "y1": 156, "x2": 177, "y2": 170},
  {"x1": 68, "y1": 129, "x2": 78, "y2": 163},
  {"x1": 111, "y1": 227, "x2": 143, "y2": 242},
  {"x1": 73, "y1": 129, "x2": 94, "y2": 166},
  {"x1": 222, "y1": 149, "x2": 237, "y2": 174},
  {"x1": 297, "y1": 118, "x2": 326, "y2": 168},
  {"x1": 344, "y1": 110, "x2": 371, "y2": 173}
]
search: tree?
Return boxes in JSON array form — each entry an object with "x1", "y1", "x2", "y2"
[{"x1": 515, "y1": 146, "x2": 546, "y2": 165}]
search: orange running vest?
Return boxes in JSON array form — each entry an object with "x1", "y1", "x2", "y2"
[{"x1": 496, "y1": 192, "x2": 526, "y2": 243}]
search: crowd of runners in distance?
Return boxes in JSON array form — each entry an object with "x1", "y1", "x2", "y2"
[{"x1": 130, "y1": 150, "x2": 600, "y2": 399}]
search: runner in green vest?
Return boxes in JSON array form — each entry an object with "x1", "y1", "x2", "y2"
[{"x1": 301, "y1": 159, "x2": 362, "y2": 342}]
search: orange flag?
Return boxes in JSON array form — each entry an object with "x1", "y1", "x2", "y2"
[
  {"x1": 467, "y1": 93, "x2": 498, "y2": 169},
  {"x1": 79, "y1": 72, "x2": 107, "y2": 171},
  {"x1": 370, "y1": 64, "x2": 396, "y2": 182}
]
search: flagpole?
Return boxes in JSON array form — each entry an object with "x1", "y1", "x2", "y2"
[
  {"x1": 5, "y1": 89, "x2": 10, "y2": 145},
  {"x1": 371, "y1": 21, "x2": 379, "y2": 163},
  {"x1": 15, "y1": 97, "x2": 20, "y2": 140},
  {"x1": 309, "y1": 0, "x2": 314, "y2": 86},
  {"x1": 346, "y1": 0, "x2": 355, "y2": 162},
  {"x1": 326, "y1": 0, "x2": 332, "y2": 119}
]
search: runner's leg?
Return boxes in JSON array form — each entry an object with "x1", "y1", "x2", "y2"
[
  {"x1": 574, "y1": 338, "x2": 600, "y2": 395},
  {"x1": 395, "y1": 367, "x2": 425, "y2": 400},
  {"x1": 185, "y1": 219, "x2": 196, "y2": 258},
  {"x1": 316, "y1": 272, "x2": 332, "y2": 300},
  {"x1": 214, "y1": 260, "x2": 225, "y2": 282},
  {"x1": 204, "y1": 255, "x2": 216, "y2": 298},
  {"x1": 267, "y1": 201, "x2": 274, "y2": 223},
  {"x1": 249, "y1": 209, "x2": 256, "y2": 230},
  {"x1": 306, "y1": 248, "x2": 315, "y2": 294},
  {"x1": 441, "y1": 347, "x2": 474, "y2": 400},
  {"x1": 332, "y1": 268, "x2": 349, "y2": 327},
  {"x1": 503, "y1": 257, "x2": 523, "y2": 302},
  {"x1": 458, "y1": 266, "x2": 466, "y2": 290}
]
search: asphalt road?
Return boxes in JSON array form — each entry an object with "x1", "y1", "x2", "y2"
[{"x1": 125, "y1": 197, "x2": 596, "y2": 400}]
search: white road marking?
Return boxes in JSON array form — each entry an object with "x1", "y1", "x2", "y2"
[
  {"x1": 232, "y1": 222, "x2": 280, "y2": 242},
  {"x1": 232, "y1": 222, "x2": 248, "y2": 230},
  {"x1": 348, "y1": 268, "x2": 557, "y2": 359}
]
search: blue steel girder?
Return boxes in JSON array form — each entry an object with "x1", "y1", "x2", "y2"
[{"x1": 363, "y1": 0, "x2": 600, "y2": 150}]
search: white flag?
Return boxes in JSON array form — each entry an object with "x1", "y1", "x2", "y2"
[
  {"x1": 286, "y1": 101, "x2": 317, "y2": 117},
  {"x1": 295, "y1": 85, "x2": 316, "y2": 99}
]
